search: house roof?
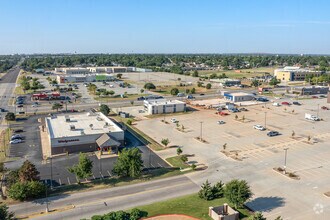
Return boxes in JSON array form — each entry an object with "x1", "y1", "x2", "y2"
[{"x1": 96, "y1": 133, "x2": 120, "y2": 147}]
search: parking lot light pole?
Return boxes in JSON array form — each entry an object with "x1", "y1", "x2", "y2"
[
  {"x1": 50, "y1": 156, "x2": 53, "y2": 189},
  {"x1": 283, "y1": 148, "x2": 289, "y2": 174},
  {"x1": 264, "y1": 112, "x2": 267, "y2": 129},
  {"x1": 200, "y1": 121, "x2": 203, "y2": 141},
  {"x1": 317, "y1": 104, "x2": 320, "y2": 117}
]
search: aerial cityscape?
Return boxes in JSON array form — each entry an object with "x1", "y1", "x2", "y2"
[{"x1": 0, "y1": 1, "x2": 330, "y2": 220}]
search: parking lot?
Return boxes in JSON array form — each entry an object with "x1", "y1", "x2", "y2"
[
  {"x1": 5, "y1": 115, "x2": 169, "y2": 187},
  {"x1": 134, "y1": 97, "x2": 330, "y2": 219}
]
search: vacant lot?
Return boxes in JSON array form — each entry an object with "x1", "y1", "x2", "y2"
[
  {"x1": 199, "y1": 66, "x2": 276, "y2": 79},
  {"x1": 135, "y1": 97, "x2": 330, "y2": 219}
]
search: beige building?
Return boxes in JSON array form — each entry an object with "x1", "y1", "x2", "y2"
[
  {"x1": 144, "y1": 99, "x2": 186, "y2": 115},
  {"x1": 274, "y1": 66, "x2": 323, "y2": 82}
]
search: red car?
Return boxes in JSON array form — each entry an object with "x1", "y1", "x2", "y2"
[
  {"x1": 219, "y1": 112, "x2": 229, "y2": 116},
  {"x1": 281, "y1": 102, "x2": 291, "y2": 105},
  {"x1": 321, "y1": 106, "x2": 329, "y2": 110},
  {"x1": 312, "y1": 96, "x2": 318, "y2": 99}
]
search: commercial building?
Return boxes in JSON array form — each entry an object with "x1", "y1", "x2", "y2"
[
  {"x1": 274, "y1": 66, "x2": 323, "y2": 82},
  {"x1": 45, "y1": 112, "x2": 124, "y2": 155},
  {"x1": 292, "y1": 86, "x2": 329, "y2": 95},
  {"x1": 218, "y1": 78, "x2": 241, "y2": 87},
  {"x1": 223, "y1": 92, "x2": 255, "y2": 102},
  {"x1": 55, "y1": 67, "x2": 90, "y2": 75},
  {"x1": 57, "y1": 74, "x2": 115, "y2": 83},
  {"x1": 144, "y1": 99, "x2": 186, "y2": 115}
]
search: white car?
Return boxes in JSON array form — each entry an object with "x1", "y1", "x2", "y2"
[
  {"x1": 253, "y1": 125, "x2": 266, "y2": 131},
  {"x1": 170, "y1": 118, "x2": 177, "y2": 123},
  {"x1": 109, "y1": 84, "x2": 114, "y2": 88},
  {"x1": 10, "y1": 139, "x2": 22, "y2": 144},
  {"x1": 217, "y1": 120, "x2": 225, "y2": 125},
  {"x1": 273, "y1": 102, "x2": 281, "y2": 106},
  {"x1": 32, "y1": 104, "x2": 38, "y2": 107},
  {"x1": 11, "y1": 134, "x2": 22, "y2": 139}
]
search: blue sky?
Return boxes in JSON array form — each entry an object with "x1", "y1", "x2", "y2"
[{"x1": 1, "y1": 0, "x2": 330, "y2": 54}]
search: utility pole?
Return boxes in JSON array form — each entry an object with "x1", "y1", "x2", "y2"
[
  {"x1": 317, "y1": 104, "x2": 320, "y2": 117},
  {"x1": 45, "y1": 181, "x2": 49, "y2": 213},
  {"x1": 200, "y1": 121, "x2": 203, "y2": 141},
  {"x1": 283, "y1": 148, "x2": 289, "y2": 174},
  {"x1": 50, "y1": 156, "x2": 53, "y2": 189},
  {"x1": 99, "y1": 150, "x2": 102, "y2": 176},
  {"x1": 264, "y1": 112, "x2": 267, "y2": 129}
]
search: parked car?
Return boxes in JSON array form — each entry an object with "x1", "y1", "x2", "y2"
[
  {"x1": 281, "y1": 102, "x2": 291, "y2": 105},
  {"x1": 229, "y1": 108, "x2": 240, "y2": 113},
  {"x1": 217, "y1": 120, "x2": 226, "y2": 125},
  {"x1": 17, "y1": 104, "x2": 24, "y2": 108},
  {"x1": 10, "y1": 139, "x2": 22, "y2": 144},
  {"x1": 319, "y1": 95, "x2": 326, "y2": 98},
  {"x1": 219, "y1": 111, "x2": 229, "y2": 116},
  {"x1": 109, "y1": 84, "x2": 114, "y2": 88},
  {"x1": 311, "y1": 96, "x2": 318, "y2": 99},
  {"x1": 273, "y1": 102, "x2": 280, "y2": 107},
  {"x1": 14, "y1": 129, "x2": 24, "y2": 133},
  {"x1": 253, "y1": 125, "x2": 266, "y2": 131},
  {"x1": 267, "y1": 131, "x2": 280, "y2": 137},
  {"x1": 170, "y1": 118, "x2": 177, "y2": 123},
  {"x1": 177, "y1": 93, "x2": 185, "y2": 97},
  {"x1": 0, "y1": 108, "x2": 5, "y2": 112},
  {"x1": 11, "y1": 134, "x2": 22, "y2": 139},
  {"x1": 239, "y1": 108, "x2": 248, "y2": 111},
  {"x1": 200, "y1": 93, "x2": 205, "y2": 96},
  {"x1": 321, "y1": 106, "x2": 329, "y2": 110},
  {"x1": 305, "y1": 113, "x2": 320, "y2": 121},
  {"x1": 292, "y1": 101, "x2": 301, "y2": 106},
  {"x1": 187, "y1": 95, "x2": 194, "y2": 99}
]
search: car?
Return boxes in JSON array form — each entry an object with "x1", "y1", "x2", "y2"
[
  {"x1": 267, "y1": 131, "x2": 280, "y2": 137},
  {"x1": 273, "y1": 102, "x2": 281, "y2": 106},
  {"x1": 11, "y1": 136, "x2": 23, "y2": 141},
  {"x1": 281, "y1": 102, "x2": 291, "y2": 105},
  {"x1": 253, "y1": 125, "x2": 266, "y2": 131},
  {"x1": 239, "y1": 108, "x2": 248, "y2": 111},
  {"x1": 229, "y1": 108, "x2": 240, "y2": 113},
  {"x1": 312, "y1": 96, "x2": 318, "y2": 99},
  {"x1": 0, "y1": 108, "x2": 5, "y2": 112},
  {"x1": 17, "y1": 104, "x2": 24, "y2": 108},
  {"x1": 321, "y1": 106, "x2": 329, "y2": 110},
  {"x1": 319, "y1": 95, "x2": 326, "y2": 98},
  {"x1": 109, "y1": 84, "x2": 114, "y2": 88},
  {"x1": 16, "y1": 101, "x2": 24, "y2": 105},
  {"x1": 200, "y1": 93, "x2": 205, "y2": 96},
  {"x1": 187, "y1": 95, "x2": 194, "y2": 99},
  {"x1": 177, "y1": 93, "x2": 185, "y2": 97},
  {"x1": 11, "y1": 134, "x2": 22, "y2": 139},
  {"x1": 217, "y1": 120, "x2": 225, "y2": 125},
  {"x1": 10, "y1": 139, "x2": 22, "y2": 144},
  {"x1": 170, "y1": 118, "x2": 177, "y2": 123},
  {"x1": 14, "y1": 129, "x2": 24, "y2": 133},
  {"x1": 32, "y1": 104, "x2": 38, "y2": 107},
  {"x1": 292, "y1": 101, "x2": 301, "y2": 106},
  {"x1": 219, "y1": 111, "x2": 229, "y2": 116}
]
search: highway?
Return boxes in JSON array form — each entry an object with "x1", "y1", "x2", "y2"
[{"x1": 10, "y1": 175, "x2": 199, "y2": 220}]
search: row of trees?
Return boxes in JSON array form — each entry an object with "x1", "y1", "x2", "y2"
[
  {"x1": 86, "y1": 208, "x2": 147, "y2": 220},
  {"x1": 21, "y1": 54, "x2": 330, "y2": 72},
  {"x1": 0, "y1": 55, "x2": 20, "y2": 73},
  {"x1": 20, "y1": 76, "x2": 45, "y2": 92}
]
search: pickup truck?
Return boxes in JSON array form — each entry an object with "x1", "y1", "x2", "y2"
[{"x1": 305, "y1": 113, "x2": 320, "y2": 121}]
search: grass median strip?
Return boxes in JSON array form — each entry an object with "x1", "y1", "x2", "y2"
[
  {"x1": 131, "y1": 193, "x2": 251, "y2": 220},
  {"x1": 166, "y1": 155, "x2": 190, "y2": 169}
]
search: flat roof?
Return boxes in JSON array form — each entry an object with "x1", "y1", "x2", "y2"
[
  {"x1": 144, "y1": 99, "x2": 185, "y2": 106},
  {"x1": 46, "y1": 112, "x2": 122, "y2": 139},
  {"x1": 230, "y1": 92, "x2": 254, "y2": 96}
]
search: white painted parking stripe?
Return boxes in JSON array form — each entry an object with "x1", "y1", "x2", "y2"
[
  {"x1": 107, "y1": 170, "x2": 111, "y2": 176},
  {"x1": 100, "y1": 172, "x2": 104, "y2": 179},
  {"x1": 93, "y1": 174, "x2": 96, "y2": 180},
  {"x1": 59, "y1": 178, "x2": 62, "y2": 185},
  {"x1": 67, "y1": 177, "x2": 71, "y2": 185},
  {"x1": 158, "y1": 163, "x2": 163, "y2": 168}
]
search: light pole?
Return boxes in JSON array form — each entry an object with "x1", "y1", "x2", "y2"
[
  {"x1": 317, "y1": 104, "x2": 320, "y2": 118},
  {"x1": 283, "y1": 148, "x2": 289, "y2": 174},
  {"x1": 264, "y1": 112, "x2": 267, "y2": 129},
  {"x1": 50, "y1": 156, "x2": 53, "y2": 189},
  {"x1": 200, "y1": 121, "x2": 203, "y2": 141}
]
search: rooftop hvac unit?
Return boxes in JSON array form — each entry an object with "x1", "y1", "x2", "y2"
[
  {"x1": 80, "y1": 130, "x2": 85, "y2": 135},
  {"x1": 70, "y1": 125, "x2": 75, "y2": 130}
]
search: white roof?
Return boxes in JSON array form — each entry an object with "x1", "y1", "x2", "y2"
[
  {"x1": 46, "y1": 112, "x2": 122, "y2": 139},
  {"x1": 144, "y1": 99, "x2": 185, "y2": 106},
  {"x1": 230, "y1": 92, "x2": 254, "y2": 96}
]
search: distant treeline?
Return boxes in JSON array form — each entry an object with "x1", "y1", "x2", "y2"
[
  {"x1": 20, "y1": 54, "x2": 330, "y2": 73},
  {"x1": 0, "y1": 55, "x2": 20, "y2": 72}
]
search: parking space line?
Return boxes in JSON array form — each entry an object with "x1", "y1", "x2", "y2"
[
  {"x1": 158, "y1": 163, "x2": 163, "y2": 168},
  {"x1": 100, "y1": 172, "x2": 104, "y2": 179},
  {"x1": 107, "y1": 170, "x2": 111, "y2": 177},
  {"x1": 93, "y1": 174, "x2": 96, "y2": 180},
  {"x1": 67, "y1": 177, "x2": 71, "y2": 185},
  {"x1": 150, "y1": 163, "x2": 155, "y2": 168},
  {"x1": 59, "y1": 178, "x2": 62, "y2": 186}
]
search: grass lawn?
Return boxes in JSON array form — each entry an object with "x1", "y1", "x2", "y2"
[
  {"x1": 94, "y1": 94, "x2": 144, "y2": 102},
  {"x1": 166, "y1": 155, "x2": 190, "y2": 169},
  {"x1": 0, "y1": 128, "x2": 11, "y2": 163},
  {"x1": 153, "y1": 85, "x2": 214, "y2": 96},
  {"x1": 132, "y1": 193, "x2": 251, "y2": 220},
  {"x1": 199, "y1": 66, "x2": 277, "y2": 79}
]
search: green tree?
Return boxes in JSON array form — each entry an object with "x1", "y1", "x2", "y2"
[
  {"x1": 170, "y1": 88, "x2": 179, "y2": 96},
  {"x1": 177, "y1": 147, "x2": 183, "y2": 155},
  {"x1": 5, "y1": 112, "x2": 15, "y2": 121},
  {"x1": 68, "y1": 153, "x2": 93, "y2": 181},
  {"x1": 116, "y1": 73, "x2": 123, "y2": 79},
  {"x1": 224, "y1": 179, "x2": 253, "y2": 209},
  {"x1": 88, "y1": 84, "x2": 97, "y2": 94},
  {"x1": 206, "y1": 83, "x2": 212, "y2": 89},
  {"x1": 181, "y1": 155, "x2": 188, "y2": 163},
  {"x1": 161, "y1": 138, "x2": 170, "y2": 147},
  {"x1": 191, "y1": 163, "x2": 197, "y2": 170},
  {"x1": 144, "y1": 82, "x2": 156, "y2": 90},
  {"x1": 198, "y1": 180, "x2": 214, "y2": 200},
  {"x1": 100, "y1": 104, "x2": 110, "y2": 115},
  {"x1": 8, "y1": 181, "x2": 45, "y2": 201},
  {"x1": 112, "y1": 148, "x2": 143, "y2": 178},
  {"x1": 130, "y1": 208, "x2": 147, "y2": 220},
  {"x1": 192, "y1": 70, "x2": 199, "y2": 77},
  {"x1": 191, "y1": 87, "x2": 196, "y2": 94},
  {"x1": 140, "y1": 89, "x2": 144, "y2": 94},
  {"x1": 248, "y1": 212, "x2": 266, "y2": 220},
  {"x1": 269, "y1": 78, "x2": 281, "y2": 87},
  {"x1": 251, "y1": 79, "x2": 261, "y2": 88},
  {"x1": 52, "y1": 103, "x2": 63, "y2": 112},
  {"x1": 18, "y1": 160, "x2": 40, "y2": 182},
  {"x1": 108, "y1": 90, "x2": 115, "y2": 96},
  {"x1": 212, "y1": 181, "x2": 224, "y2": 198},
  {"x1": 0, "y1": 204, "x2": 15, "y2": 220},
  {"x1": 127, "y1": 119, "x2": 133, "y2": 125}
]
